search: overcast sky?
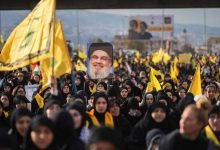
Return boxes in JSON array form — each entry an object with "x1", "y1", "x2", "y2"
[{"x1": 88, "y1": 8, "x2": 220, "y2": 28}]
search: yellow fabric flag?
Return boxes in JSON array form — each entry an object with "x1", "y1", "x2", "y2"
[
  {"x1": 113, "y1": 59, "x2": 119, "y2": 68},
  {"x1": 40, "y1": 20, "x2": 72, "y2": 91},
  {"x1": 210, "y1": 55, "x2": 217, "y2": 64},
  {"x1": 0, "y1": 35, "x2": 4, "y2": 44},
  {"x1": 163, "y1": 52, "x2": 171, "y2": 64},
  {"x1": 146, "y1": 67, "x2": 162, "y2": 93},
  {"x1": 170, "y1": 63, "x2": 177, "y2": 80},
  {"x1": 75, "y1": 59, "x2": 87, "y2": 72},
  {"x1": 118, "y1": 57, "x2": 123, "y2": 64},
  {"x1": 35, "y1": 93, "x2": 44, "y2": 108},
  {"x1": 151, "y1": 67, "x2": 164, "y2": 80},
  {"x1": 136, "y1": 51, "x2": 140, "y2": 59},
  {"x1": 173, "y1": 56, "x2": 179, "y2": 77},
  {"x1": 178, "y1": 53, "x2": 192, "y2": 63},
  {"x1": 0, "y1": 0, "x2": 56, "y2": 71},
  {"x1": 201, "y1": 55, "x2": 206, "y2": 64},
  {"x1": 145, "y1": 82, "x2": 154, "y2": 93},
  {"x1": 188, "y1": 63, "x2": 202, "y2": 96},
  {"x1": 78, "y1": 50, "x2": 87, "y2": 62},
  {"x1": 152, "y1": 48, "x2": 164, "y2": 64}
]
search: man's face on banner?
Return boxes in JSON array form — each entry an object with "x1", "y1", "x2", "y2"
[{"x1": 90, "y1": 50, "x2": 111, "y2": 73}]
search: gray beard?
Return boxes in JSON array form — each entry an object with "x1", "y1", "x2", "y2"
[{"x1": 88, "y1": 65, "x2": 111, "y2": 79}]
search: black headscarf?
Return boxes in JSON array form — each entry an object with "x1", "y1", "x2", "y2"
[{"x1": 24, "y1": 115, "x2": 57, "y2": 150}]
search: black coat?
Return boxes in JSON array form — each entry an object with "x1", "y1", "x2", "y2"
[
  {"x1": 130, "y1": 102, "x2": 175, "y2": 150},
  {"x1": 159, "y1": 130, "x2": 219, "y2": 150}
]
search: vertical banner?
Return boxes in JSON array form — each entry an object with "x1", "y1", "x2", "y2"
[{"x1": 86, "y1": 43, "x2": 114, "y2": 79}]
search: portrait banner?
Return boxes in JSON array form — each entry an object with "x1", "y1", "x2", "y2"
[{"x1": 86, "y1": 43, "x2": 114, "y2": 79}]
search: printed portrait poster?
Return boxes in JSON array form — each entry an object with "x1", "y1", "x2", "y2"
[
  {"x1": 25, "y1": 84, "x2": 40, "y2": 102},
  {"x1": 86, "y1": 43, "x2": 114, "y2": 79}
]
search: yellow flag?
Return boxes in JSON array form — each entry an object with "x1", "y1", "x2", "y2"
[
  {"x1": 178, "y1": 53, "x2": 192, "y2": 63},
  {"x1": 75, "y1": 59, "x2": 87, "y2": 72},
  {"x1": 146, "y1": 67, "x2": 162, "y2": 93},
  {"x1": 35, "y1": 93, "x2": 44, "y2": 108},
  {"x1": 118, "y1": 57, "x2": 123, "y2": 64},
  {"x1": 78, "y1": 50, "x2": 87, "y2": 62},
  {"x1": 201, "y1": 55, "x2": 206, "y2": 64},
  {"x1": 188, "y1": 63, "x2": 202, "y2": 96},
  {"x1": 136, "y1": 51, "x2": 141, "y2": 59},
  {"x1": 0, "y1": 0, "x2": 56, "y2": 71},
  {"x1": 152, "y1": 48, "x2": 164, "y2": 64},
  {"x1": 170, "y1": 63, "x2": 177, "y2": 80},
  {"x1": 113, "y1": 59, "x2": 119, "y2": 68},
  {"x1": 151, "y1": 67, "x2": 164, "y2": 80},
  {"x1": 0, "y1": 35, "x2": 4, "y2": 45},
  {"x1": 173, "y1": 56, "x2": 179, "y2": 77},
  {"x1": 40, "y1": 20, "x2": 72, "y2": 91},
  {"x1": 163, "y1": 52, "x2": 171, "y2": 64},
  {"x1": 210, "y1": 55, "x2": 217, "y2": 64}
]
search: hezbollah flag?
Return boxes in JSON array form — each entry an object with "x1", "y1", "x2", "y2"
[
  {"x1": 40, "y1": 20, "x2": 72, "y2": 91},
  {"x1": 146, "y1": 67, "x2": 162, "y2": 93},
  {"x1": 78, "y1": 50, "x2": 87, "y2": 62},
  {"x1": 163, "y1": 52, "x2": 171, "y2": 64},
  {"x1": 152, "y1": 48, "x2": 164, "y2": 64},
  {"x1": 0, "y1": 0, "x2": 56, "y2": 71},
  {"x1": 188, "y1": 63, "x2": 202, "y2": 96},
  {"x1": 75, "y1": 59, "x2": 87, "y2": 72}
]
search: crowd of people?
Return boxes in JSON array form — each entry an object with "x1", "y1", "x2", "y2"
[{"x1": 0, "y1": 50, "x2": 220, "y2": 150}]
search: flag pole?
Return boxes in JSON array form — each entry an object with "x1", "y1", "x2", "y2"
[{"x1": 52, "y1": 0, "x2": 56, "y2": 77}]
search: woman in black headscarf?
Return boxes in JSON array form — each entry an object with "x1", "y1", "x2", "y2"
[
  {"x1": 123, "y1": 97, "x2": 143, "y2": 127},
  {"x1": 87, "y1": 92, "x2": 114, "y2": 128},
  {"x1": 8, "y1": 108, "x2": 32, "y2": 150},
  {"x1": 139, "y1": 92, "x2": 155, "y2": 116},
  {"x1": 0, "y1": 92, "x2": 13, "y2": 118},
  {"x1": 66, "y1": 101, "x2": 91, "y2": 144},
  {"x1": 52, "y1": 110, "x2": 85, "y2": 150},
  {"x1": 24, "y1": 115, "x2": 58, "y2": 150},
  {"x1": 130, "y1": 101, "x2": 175, "y2": 150},
  {"x1": 0, "y1": 101, "x2": 9, "y2": 131}
]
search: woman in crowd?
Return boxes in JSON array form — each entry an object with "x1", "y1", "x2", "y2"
[
  {"x1": 119, "y1": 86, "x2": 129, "y2": 104},
  {"x1": 13, "y1": 95, "x2": 30, "y2": 109},
  {"x1": 8, "y1": 108, "x2": 32, "y2": 150},
  {"x1": 24, "y1": 115, "x2": 57, "y2": 150},
  {"x1": 131, "y1": 101, "x2": 175, "y2": 150},
  {"x1": 123, "y1": 97, "x2": 142, "y2": 127},
  {"x1": 66, "y1": 101, "x2": 91, "y2": 143},
  {"x1": 0, "y1": 92, "x2": 13, "y2": 118},
  {"x1": 52, "y1": 110, "x2": 85, "y2": 150},
  {"x1": 139, "y1": 92, "x2": 155, "y2": 116},
  {"x1": 44, "y1": 96, "x2": 61, "y2": 119},
  {"x1": 12, "y1": 85, "x2": 26, "y2": 97},
  {"x1": 204, "y1": 84, "x2": 217, "y2": 105},
  {"x1": 87, "y1": 126, "x2": 123, "y2": 150},
  {"x1": 204, "y1": 105, "x2": 220, "y2": 147},
  {"x1": 0, "y1": 101, "x2": 9, "y2": 130},
  {"x1": 109, "y1": 99, "x2": 131, "y2": 138},
  {"x1": 88, "y1": 92, "x2": 114, "y2": 128},
  {"x1": 159, "y1": 104, "x2": 219, "y2": 150},
  {"x1": 146, "y1": 129, "x2": 164, "y2": 150}
]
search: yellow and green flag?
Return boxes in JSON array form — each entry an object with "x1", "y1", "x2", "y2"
[
  {"x1": 40, "y1": 20, "x2": 72, "y2": 91},
  {"x1": 75, "y1": 59, "x2": 87, "y2": 72},
  {"x1": 0, "y1": 0, "x2": 56, "y2": 71},
  {"x1": 188, "y1": 63, "x2": 202, "y2": 96}
]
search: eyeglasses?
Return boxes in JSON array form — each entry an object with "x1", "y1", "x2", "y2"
[{"x1": 91, "y1": 55, "x2": 111, "y2": 62}]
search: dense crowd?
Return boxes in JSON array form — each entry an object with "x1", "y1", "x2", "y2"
[{"x1": 0, "y1": 51, "x2": 220, "y2": 150}]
